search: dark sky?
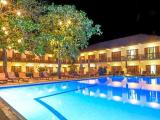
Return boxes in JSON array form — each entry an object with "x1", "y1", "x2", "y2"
[{"x1": 47, "y1": 0, "x2": 160, "y2": 45}]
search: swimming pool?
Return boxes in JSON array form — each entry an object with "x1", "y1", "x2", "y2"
[{"x1": 0, "y1": 77, "x2": 160, "y2": 120}]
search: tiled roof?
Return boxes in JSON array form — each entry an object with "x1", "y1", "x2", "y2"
[{"x1": 82, "y1": 34, "x2": 160, "y2": 52}]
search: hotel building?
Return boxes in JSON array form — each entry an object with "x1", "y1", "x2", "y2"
[
  {"x1": 78, "y1": 34, "x2": 160, "y2": 75},
  {"x1": 1, "y1": 34, "x2": 160, "y2": 75}
]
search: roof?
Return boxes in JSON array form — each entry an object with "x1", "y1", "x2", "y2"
[{"x1": 82, "y1": 34, "x2": 160, "y2": 52}]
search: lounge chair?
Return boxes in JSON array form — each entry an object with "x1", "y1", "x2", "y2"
[
  {"x1": 8, "y1": 72, "x2": 19, "y2": 82},
  {"x1": 19, "y1": 72, "x2": 30, "y2": 82},
  {"x1": 43, "y1": 72, "x2": 53, "y2": 80},
  {"x1": 33, "y1": 73, "x2": 41, "y2": 80},
  {"x1": 90, "y1": 71, "x2": 98, "y2": 77},
  {"x1": 0, "y1": 73, "x2": 8, "y2": 84}
]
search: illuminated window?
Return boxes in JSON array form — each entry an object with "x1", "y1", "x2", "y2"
[
  {"x1": 99, "y1": 53, "x2": 107, "y2": 62},
  {"x1": 151, "y1": 65, "x2": 156, "y2": 74},
  {"x1": 127, "y1": 49, "x2": 138, "y2": 60},
  {"x1": 144, "y1": 47, "x2": 159, "y2": 59},
  {"x1": 112, "y1": 51, "x2": 121, "y2": 61},
  {"x1": 26, "y1": 67, "x2": 34, "y2": 73},
  {"x1": 11, "y1": 66, "x2": 21, "y2": 72}
]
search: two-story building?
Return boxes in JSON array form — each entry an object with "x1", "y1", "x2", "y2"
[{"x1": 77, "y1": 34, "x2": 160, "y2": 75}]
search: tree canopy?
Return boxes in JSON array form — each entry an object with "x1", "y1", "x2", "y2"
[{"x1": 39, "y1": 4, "x2": 102, "y2": 62}]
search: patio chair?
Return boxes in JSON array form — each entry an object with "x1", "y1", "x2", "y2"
[
  {"x1": 19, "y1": 72, "x2": 30, "y2": 82},
  {"x1": 8, "y1": 72, "x2": 19, "y2": 82},
  {"x1": 0, "y1": 73, "x2": 8, "y2": 84}
]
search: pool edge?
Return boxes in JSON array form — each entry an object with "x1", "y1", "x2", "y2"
[{"x1": 0, "y1": 97, "x2": 26, "y2": 120}]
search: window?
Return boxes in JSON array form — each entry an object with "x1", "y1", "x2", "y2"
[
  {"x1": 88, "y1": 55, "x2": 95, "y2": 62},
  {"x1": 48, "y1": 57, "x2": 54, "y2": 62},
  {"x1": 151, "y1": 65, "x2": 156, "y2": 74},
  {"x1": 127, "y1": 49, "x2": 138, "y2": 60},
  {"x1": 112, "y1": 51, "x2": 121, "y2": 61},
  {"x1": 13, "y1": 52, "x2": 21, "y2": 60},
  {"x1": 111, "y1": 66, "x2": 122, "y2": 72},
  {"x1": 145, "y1": 46, "x2": 159, "y2": 59},
  {"x1": 99, "y1": 53, "x2": 107, "y2": 62},
  {"x1": 80, "y1": 56, "x2": 85, "y2": 63},
  {"x1": 146, "y1": 65, "x2": 156, "y2": 74},
  {"x1": 39, "y1": 56, "x2": 45, "y2": 61},
  {"x1": 11, "y1": 66, "x2": 21, "y2": 72},
  {"x1": 26, "y1": 66, "x2": 34, "y2": 73},
  {"x1": 62, "y1": 67, "x2": 67, "y2": 73},
  {"x1": 48, "y1": 67, "x2": 53, "y2": 73},
  {"x1": 26, "y1": 54, "x2": 35, "y2": 61},
  {"x1": 127, "y1": 66, "x2": 139, "y2": 74}
]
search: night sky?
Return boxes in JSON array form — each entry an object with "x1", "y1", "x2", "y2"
[{"x1": 47, "y1": 0, "x2": 160, "y2": 45}]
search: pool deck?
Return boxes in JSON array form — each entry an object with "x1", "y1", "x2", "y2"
[
  {"x1": 0, "y1": 99, "x2": 22, "y2": 120},
  {"x1": 0, "y1": 77, "x2": 78, "y2": 87}
]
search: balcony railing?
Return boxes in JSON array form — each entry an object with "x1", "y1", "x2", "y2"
[{"x1": 1, "y1": 53, "x2": 160, "y2": 64}]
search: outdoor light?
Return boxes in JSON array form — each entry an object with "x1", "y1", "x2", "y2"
[
  {"x1": 18, "y1": 39, "x2": 22, "y2": 43},
  {"x1": 16, "y1": 11, "x2": 21, "y2": 16},
  {"x1": 1, "y1": 27, "x2": 6, "y2": 31},
  {"x1": 0, "y1": 0, "x2": 7, "y2": 5},
  {"x1": 59, "y1": 21, "x2": 62, "y2": 25},
  {"x1": 4, "y1": 31, "x2": 8, "y2": 35},
  {"x1": 8, "y1": 46, "x2": 11, "y2": 49},
  {"x1": 67, "y1": 20, "x2": 71, "y2": 25}
]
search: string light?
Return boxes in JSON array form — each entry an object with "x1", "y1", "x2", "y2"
[
  {"x1": 0, "y1": 0, "x2": 7, "y2": 5},
  {"x1": 18, "y1": 39, "x2": 22, "y2": 43},
  {"x1": 4, "y1": 31, "x2": 8, "y2": 35},
  {"x1": 1, "y1": 27, "x2": 6, "y2": 31},
  {"x1": 16, "y1": 11, "x2": 21, "y2": 16},
  {"x1": 59, "y1": 21, "x2": 62, "y2": 25},
  {"x1": 67, "y1": 20, "x2": 71, "y2": 25}
]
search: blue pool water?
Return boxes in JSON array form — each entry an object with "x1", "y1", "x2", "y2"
[{"x1": 0, "y1": 77, "x2": 160, "y2": 120}]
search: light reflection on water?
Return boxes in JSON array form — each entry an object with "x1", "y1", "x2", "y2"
[{"x1": 77, "y1": 78, "x2": 160, "y2": 109}]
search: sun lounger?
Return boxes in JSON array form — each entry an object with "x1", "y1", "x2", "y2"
[
  {"x1": 8, "y1": 72, "x2": 19, "y2": 82},
  {"x1": 33, "y1": 73, "x2": 41, "y2": 80},
  {"x1": 0, "y1": 73, "x2": 8, "y2": 84},
  {"x1": 19, "y1": 72, "x2": 30, "y2": 82},
  {"x1": 42, "y1": 72, "x2": 53, "y2": 80}
]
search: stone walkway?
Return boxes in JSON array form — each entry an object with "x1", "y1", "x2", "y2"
[{"x1": 0, "y1": 99, "x2": 22, "y2": 120}]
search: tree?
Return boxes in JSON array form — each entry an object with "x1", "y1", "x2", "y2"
[
  {"x1": 0, "y1": 0, "x2": 25, "y2": 76},
  {"x1": 40, "y1": 4, "x2": 102, "y2": 79},
  {"x1": 0, "y1": 0, "x2": 45, "y2": 76}
]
